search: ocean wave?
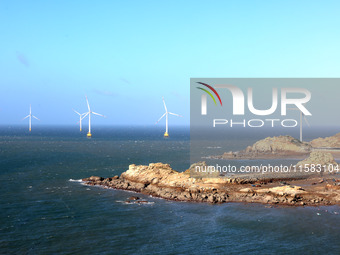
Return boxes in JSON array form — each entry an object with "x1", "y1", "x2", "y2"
[
  {"x1": 68, "y1": 179, "x2": 83, "y2": 182},
  {"x1": 116, "y1": 200, "x2": 155, "y2": 205}
]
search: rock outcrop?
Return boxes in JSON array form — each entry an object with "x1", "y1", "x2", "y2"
[
  {"x1": 311, "y1": 133, "x2": 340, "y2": 148},
  {"x1": 250, "y1": 136, "x2": 311, "y2": 153},
  {"x1": 82, "y1": 162, "x2": 340, "y2": 206},
  {"x1": 296, "y1": 151, "x2": 339, "y2": 171},
  {"x1": 216, "y1": 136, "x2": 311, "y2": 159},
  {"x1": 186, "y1": 161, "x2": 221, "y2": 178}
]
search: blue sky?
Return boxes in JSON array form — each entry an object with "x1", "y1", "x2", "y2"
[{"x1": 0, "y1": 0, "x2": 340, "y2": 126}]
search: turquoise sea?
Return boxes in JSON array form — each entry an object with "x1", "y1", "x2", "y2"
[{"x1": 1, "y1": 126, "x2": 339, "y2": 254}]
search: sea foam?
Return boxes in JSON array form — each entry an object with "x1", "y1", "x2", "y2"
[{"x1": 69, "y1": 179, "x2": 83, "y2": 182}]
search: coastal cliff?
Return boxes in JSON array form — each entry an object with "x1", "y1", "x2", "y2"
[{"x1": 83, "y1": 162, "x2": 340, "y2": 206}]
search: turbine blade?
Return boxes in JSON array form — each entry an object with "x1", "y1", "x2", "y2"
[
  {"x1": 92, "y1": 112, "x2": 105, "y2": 117},
  {"x1": 168, "y1": 112, "x2": 183, "y2": 117},
  {"x1": 303, "y1": 115, "x2": 310, "y2": 127},
  {"x1": 86, "y1": 96, "x2": 90, "y2": 111},
  {"x1": 73, "y1": 109, "x2": 81, "y2": 116},
  {"x1": 22, "y1": 115, "x2": 30, "y2": 120},
  {"x1": 81, "y1": 112, "x2": 89, "y2": 120},
  {"x1": 162, "y1": 97, "x2": 167, "y2": 112},
  {"x1": 156, "y1": 113, "x2": 166, "y2": 124},
  {"x1": 32, "y1": 115, "x2": 40, "y2": 121}
]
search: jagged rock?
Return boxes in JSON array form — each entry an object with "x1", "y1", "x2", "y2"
[
  {"x1": 311, "y1": 133, "x2": 340, "y2": 148},
  {"x1": 88, "y1": 176, "x2": 103, "y2": 182},
  {"x1": 296, "y1": 151, "x2": 339, "y2": 171},
  {"x1": 217, "y1": 136, "x2": 311, "y2": 159},
  {"x1": 250, "y1": 136, "x2": 311, "y2": 153},
  {"x1": 260, "y1": 185, "x2": 306, "y2": 196},
  {"x1": 187, "y1": 161, "x2": 220, "y2": 178}
]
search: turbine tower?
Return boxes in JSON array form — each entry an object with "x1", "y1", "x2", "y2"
[
  {"x1": 23, "y1": 104, "x2": 40, "y2": 132},
  {"x1": 82, "y1": 96, "x2": 105, "y2": 137},
  {"x1": 288, "y1": 108, "x2": 310, "y2": 142},
  {"x1": 73, "y1": 109, "x2": 85, "y2": 131},
  {"x1": 155, "y1": 97, "x2": 182, "y2": 137}
]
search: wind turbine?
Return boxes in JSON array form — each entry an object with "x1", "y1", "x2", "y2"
[
  {"x1": 73, "y1": 109, "x2": 85, "y2": 131},
  {"x1": 81, "y1": 96, "x2": 105, "y2": 137},
  {"x1": 22, "y1": 104, "x2": 40, "y2": 132},
  {"x1": 288, "y1": 108, "x2": 310, "y2": 142},
  {"x1": 155, "y1": 97, "x2": 182, "y2": 137}
]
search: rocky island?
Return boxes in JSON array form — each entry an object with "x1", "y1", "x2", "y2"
[
  {"x1": 213, "y1": 134, "x2": 340, "y2": 160},
  {"x1": 214, "y1": 135, "x2": 311, "y2": 159},
  {"x1": 310, "y1": 132, "x2": 340, "y2": 148},
  {"x1": 83, "y1": 133, "x2": 340, "y2": 206},
  {"x1": 83, "y1": 159, "x2": 340, "y2": 206}
]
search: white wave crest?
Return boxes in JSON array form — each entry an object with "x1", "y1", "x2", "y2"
[{"x1": 69, "y1": 179, "x2": 83, "y2": 182}]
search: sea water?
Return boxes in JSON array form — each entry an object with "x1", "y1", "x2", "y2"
[{"x1": 0, "y1": 126, "x2": 339, "y2": 254}]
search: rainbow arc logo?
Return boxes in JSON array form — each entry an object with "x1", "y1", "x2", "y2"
[
  {"x1": 196, "y1": 82, "x2": 222, "y2": 106},
  {"x1": 196, "y1": 82, "x2": 222, "y2": 115}
]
